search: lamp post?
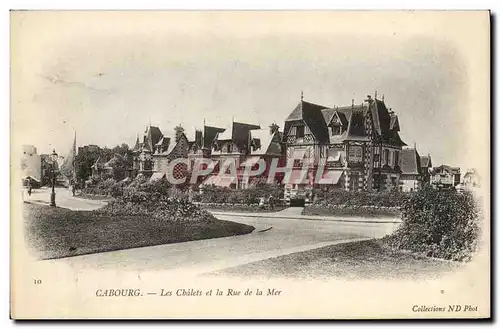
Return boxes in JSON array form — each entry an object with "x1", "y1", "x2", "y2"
[{"x1": 50, "y1": 149, "x2": 58, "y2": 207}]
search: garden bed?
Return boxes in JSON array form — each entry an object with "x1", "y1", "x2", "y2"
[{"x1": 23, "y1": 203, "x2": 254, "y2": 260}]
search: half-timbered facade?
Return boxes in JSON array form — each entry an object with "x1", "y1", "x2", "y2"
[
  {"x1": 131, "y1": 124, "x2": 189, "y2": 181},
  {"x1": 282, "y1": 94, "x2": 406, "y2": 194}
]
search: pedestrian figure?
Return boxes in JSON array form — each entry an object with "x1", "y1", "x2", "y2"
[
  {"x1": 268, "y1": 195, "x2": 275, "y2": 210},
  {"x1": 72, "y1": 184, "x2": 76, "y2": 196},
  {"x1": 258, "y1": 197, "x2": 265, "y2": 209},
  {"x1": 27, "y1": 180, "x2": 32, "y2": 196}
]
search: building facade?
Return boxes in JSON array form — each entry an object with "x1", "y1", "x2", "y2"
[
  {"x1": 282, "y1": 94, "x2": 406, "y2": 196},
  {"x1": 21, "y1": 145, "x2": 41, "y2": 186},
  {"x1": 463, "y1": 168, "x2": 480, "y2": 189},
  {"x1": 430, "y1": 165, "x2": 461, "y2": 189},
  {"x1": 131, "y1": 124, "x2": 191, "y2": 183},
  {"x1": 400, "y1": 148, "x2": 423, "y2": 192}
]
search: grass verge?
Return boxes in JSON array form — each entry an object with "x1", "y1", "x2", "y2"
[
  {"x1": 23, "y1": 203, "x2": 254, "y2": 260},
  {"x1": 215, "y1": 239, "x2": 462, "y2": 280}
]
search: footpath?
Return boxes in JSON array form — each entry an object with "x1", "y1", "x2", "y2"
[
  {"x1": 22, "y1": 187, "x2": 108, "y2": 211},
  {"x1": 210, "y1": 207, "x2": 402, "y2": 224}
]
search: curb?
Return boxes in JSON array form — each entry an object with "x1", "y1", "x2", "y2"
[{"x1": 210, "y1": 212, "x2": 402, "y2": 224}]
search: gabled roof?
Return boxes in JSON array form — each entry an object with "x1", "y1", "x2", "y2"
[
  {"x1": 401, "y1": 148, "x2": 421, "y2": 175},
  {"x1": 434, "y1": 165, "x2": 460, "y2": 175},
  {"x1": 143, "y1": 125, "x2": 162, "y2": 152},
  {"x1": 284, "y1": 98, "x2": 406, "y2": 145},
  {"x1": 103, "y1": 154, "x2": 123, "y2": 169},
  {"x1": 154, "y1": 136, "x2": 171, "y2": 154}
]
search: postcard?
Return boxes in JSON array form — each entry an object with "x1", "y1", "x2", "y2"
[{"x1": 10, "y1": 10, "x2": 490, "y2": 319}]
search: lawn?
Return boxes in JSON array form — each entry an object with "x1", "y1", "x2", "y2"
[
  {"x1": 215, "y1": 239, "x2": 462, "y2": 280},
  {"x1": 23, "y1": 203, "x2": 254, "y2": 260}
]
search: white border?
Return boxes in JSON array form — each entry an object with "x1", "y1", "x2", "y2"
[{"x1": 3, "y1": 1, "x2": 497, "y2": 328}]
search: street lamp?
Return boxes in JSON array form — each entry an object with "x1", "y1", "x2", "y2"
[{"x1": 50, "y1": 149, "x2": 58, "y2": 207}]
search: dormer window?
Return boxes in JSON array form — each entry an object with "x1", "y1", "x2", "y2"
[
  {"x1": 296, "y1": 126, "x2": 305, "y2": 138},
  {"x1": 329, "y1": 112, "x2": 345, "y2": 136},
  {"x1": 331, "y1": 124, "x2": 342, "y2": 135}
]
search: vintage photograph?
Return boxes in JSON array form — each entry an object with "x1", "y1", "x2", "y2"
[{"x1": 10, "y1": 11, "x2": 490, "y2": 319}]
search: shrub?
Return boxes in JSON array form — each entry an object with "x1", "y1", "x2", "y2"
[
  {"x1": 384, "y1": 185, "x2": 480, "y2": 261},
  {"x1": 312, "y1": 189, "x2": 408, "y2": 208},
  {"x1": 139, "y1": 178, "x2": 172, "y2": 195},
  {"x1": 198, "y1": 185, "x2": 284, "y2": 205},
  {"x1": 98, "y1": 190, "x2": 215, "y2": 222}
]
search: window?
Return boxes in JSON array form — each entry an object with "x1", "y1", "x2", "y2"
[
  {"x1": 394, "y1": 151, "x2": 400, "y2": 167},
  {"x1": 331, "y1": 125, "x2": 341, "y2": 135},
  {"x1": 227, "y1": 143, "x2": 232, "y2": 153},
  {"x1": 348, "y1": 146, "x2": 363, "y2": 162},
  {"x1": 384, "y1": 149, "x2": 390, "y2": 165},
  {"x1": 296, "y1": 126, "x2": 305, "y2": 138}
]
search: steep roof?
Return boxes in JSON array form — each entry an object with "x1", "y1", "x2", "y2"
[
  {"x1": 250, "y1": 129, "x2": 282, "y2": 156},
  {"x1": 285, "y1": 101, "x2": 329, "y2": 143},
  {"x1": 401, "y1": 148, "x2": 421, "y2": 175},
  {"x1": 420, "y1": 155, "x2": 432, "y2": 168},
  {"x1": 284, "y1": 98, "x2": 406, "y2": 145},
  {"x1": 372, "y1": 100, "x2": 406, "y2": 146},
  {"x1": 214, "y1": 121, "x2": 261, "y2": 152},
  {"x1": 203, "y1": 125, "x2": 225, "y2": 149},
  {"x1": 143, "y1": 125, "x2": 162, "y2": 152}
]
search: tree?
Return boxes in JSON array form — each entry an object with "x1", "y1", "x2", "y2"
[{"x1": 74, "y1": 148, "x2": 100, "y2": 183}]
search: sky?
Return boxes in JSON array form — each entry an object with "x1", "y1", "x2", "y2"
[{"x1": 10, "y1": 11, "x2": 489, "y2": 172}]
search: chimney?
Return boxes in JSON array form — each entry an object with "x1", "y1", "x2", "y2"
[
  {"x1": 174, "y1": 124, "x2": 184, "y2": 143},
  {"x1": 269, "y1": 123, "x2": 280, "y2": 135},
  {"x1": 195, "y1": 130, "x2": 203, "y2": 146},
  {"x1": 364, "y1": 95, "x2": 373, "y2": 105}
]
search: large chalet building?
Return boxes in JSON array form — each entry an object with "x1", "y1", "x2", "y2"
[
  {"x1": 130, "y1": 121, "x2": 285, "y2": 188},
  {"x1": 282, "y1": 93, "x2": 406, "y2": 195}
]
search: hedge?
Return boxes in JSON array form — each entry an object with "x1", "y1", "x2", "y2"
[
  {"x1": 383, "y1": 185, "x2": 480, "y2": 261},
  {"x1": 312, "y1": 189, "x2": 409, "y2": 208},
  {"x1": 194, "y1": 185, "x2": 284, "y2": 205}
]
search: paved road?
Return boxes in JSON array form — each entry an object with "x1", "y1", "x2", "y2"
[
  {"x1": 42, "y1": 210, "x2": 398, "y2": 276},
  {"x1": 28, "y1": 187, "x2": 400, "y2": 276},
  {"x1": 23, "y1": 187, "x2": 108, "y2": 211}
]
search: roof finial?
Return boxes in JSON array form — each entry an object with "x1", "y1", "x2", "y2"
[
  {"x1": 301, "y1": 91, "x2": 304, "y2": 101},
  {"x1": 414, "y1": 141, "x2": 417, "y2": 149},
  {"x1": 374, "y1": 90, "x2": 378, "y2": 99},
  {"x1": 352, "y1": 99, "x2": 354, "y2": 107},
  {"x1": 382, "y1": 94, "x2": 385, "y2": 102}
]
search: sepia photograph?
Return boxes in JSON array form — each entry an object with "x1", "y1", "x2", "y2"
[{"x1": 10, "y1": 10, "x2": 490, "y2": 319}]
